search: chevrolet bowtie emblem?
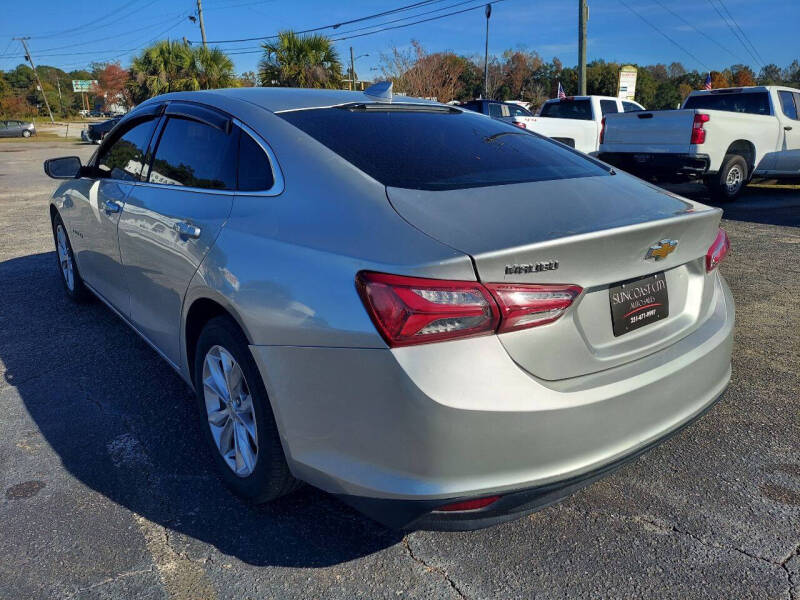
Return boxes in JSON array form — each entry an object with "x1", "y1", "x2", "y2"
[{"x1": 645, "y1": 239, "x2": 678, "y2": 261}]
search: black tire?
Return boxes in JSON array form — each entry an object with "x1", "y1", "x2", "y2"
[
  {"x1": 706, "y1": 154, "x2": 748, "y2": 201},
  {"x1": 51, "y1": 213, "x2": 91, "y2": 302},
  {"x1": 193, "y1": 315, "x2": 300, "y2": 503}
]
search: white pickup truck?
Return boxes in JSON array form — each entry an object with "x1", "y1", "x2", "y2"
[
  {"x1": 598, "y1": 86, "x2": 800, "y2": 200},
  {"x1": 524, "y1": 95, "x2": 645, "y2": 155}
]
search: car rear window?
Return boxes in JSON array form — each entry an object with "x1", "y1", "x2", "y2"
[
  {"x1": 683, "y1": 91, "x2": 771, "y2": 115},
  {"x1": 277, "y1": 105, "x2": 609, "y2": 191},
  {"x1": 539, "y1": 99, "x2": 593, "y2": 120}
]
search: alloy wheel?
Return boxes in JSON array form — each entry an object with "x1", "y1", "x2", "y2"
[
  {"x1": 202, "y1": 345, "x2": 259, "y2": 477},
  {"x1": 725, "y1": 165, "x2": 743, "y2": 194},
  {"x1": 56, "y1": 224, "x2": 75, "y2": 291}
]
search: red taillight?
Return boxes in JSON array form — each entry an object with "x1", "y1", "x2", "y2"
[
  {"x1": 513, "y1": 121, "x2": 527, "y2": 129},
  {"x1": 599, "y1": 116, "x2": 606, "y2": 144},
  {"x1": 356, "y1": 272, "x2": 500, "y2": 347},
  {"x1": 357, "y1": 272, "x2": 582, "y2": 347},
  {"x1": 486, "y1": 283, "x2": 583, "y2": 333},
  {"x1": 691, "y1": 113, "x2": 710, "y2": 145},
  {"x1": 706, "y1": 228, "x2": 730, "y2": 272},
  {"x1": 437, "y1": 495, "x2": 501, "y2": 512}
]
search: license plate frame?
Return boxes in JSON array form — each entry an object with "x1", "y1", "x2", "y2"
[{"x1": 609, "y1": 272, "x2": 669, "y2": 337}]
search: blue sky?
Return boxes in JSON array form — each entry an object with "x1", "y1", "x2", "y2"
[{"x1": 0, "y1": 0, "x2": 797, "y2": 77}]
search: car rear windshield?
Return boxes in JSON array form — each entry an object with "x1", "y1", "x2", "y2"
[
  {"x1": 539, "y1": 99, "x2": 592, "y2": 120},
  {"x1": 683, "y1": 91, "x2": 771, "y2": 115},
  {"x1": 277, "y1": 105, "x2": 609, "y2": 190}
]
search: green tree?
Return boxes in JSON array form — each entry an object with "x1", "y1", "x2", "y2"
[
  {"x1": 259, "y1": 31, "x2": 343, "y2": 88},
  {"x1": 192, "y1": 47, "x2": 237, "y2": 90},
  {"x1": 129, "y1": 41, "x2": 195, "y2": 103}
]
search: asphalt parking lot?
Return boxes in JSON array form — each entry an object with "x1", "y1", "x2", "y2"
[{"x1": 0, "y1": 140, "x2": 798, "y2": 600}]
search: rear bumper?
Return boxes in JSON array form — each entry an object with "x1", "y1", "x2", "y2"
[
  {"x1": 599, "y1": 152, "x2": 710, "y2": 179},
  {"x1": 251, "y1": 274, "x2": 734, "y2": 530}
]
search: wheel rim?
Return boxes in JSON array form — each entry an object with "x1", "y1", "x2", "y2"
[
  {"x1": 56, "y1": 225, "x2": 75, "y2": 291},
  {"x1": 725, "y1": 165, "x2": 743, "y2": 193},
  {"x1": 202, "y1": 345, "x2": 258, "y2": 477}
]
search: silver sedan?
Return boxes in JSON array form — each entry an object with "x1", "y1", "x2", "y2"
[{"x1": 44, "y1": 84, "x2": 734, "y2": 530}]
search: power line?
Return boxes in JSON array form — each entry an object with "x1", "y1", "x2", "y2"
[
  {"x1": 650, "y1": 0, "x2": 745, "y2": 64},
  {"x1": 24, "y1": 0, "x2": 143, "y2": 40},
  {"x1": 715, "y1": 0, "x2": 766, "y2": 66},
  {"x1": 193, "y1": 0, "x2": 449, "y2": 44},
  {"x1": 706, "y1": 0, "x2": 762, "y2": 68},
  {"x1": 617, "y1": 0, "x2": 710, "y2": 72}
]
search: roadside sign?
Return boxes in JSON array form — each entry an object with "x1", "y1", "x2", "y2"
[
  {"x1": 71, "y1": 80, "x2": 98, "y2": 93},
  {"x1": 617, "y1": 66, "x2": 637, "y2": 100}
]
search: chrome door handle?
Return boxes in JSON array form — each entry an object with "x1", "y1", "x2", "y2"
[
  {"x1": 103, "y1": 199, "x2": 122, "y2": 213},
  {"x1": 174, "y1": 221, "x2": 201, "y2": 239}
]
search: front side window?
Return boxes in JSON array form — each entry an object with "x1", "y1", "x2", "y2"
[
  {"x1": 96, "y1": 118, "x2": 158, "y2": 181},
  {"x1": 278, "y1": 105, "x2": 609, "y2": 191},
  {"x1": 778, "y1": 90, "x2": 798, "y2": 120},
  {"x1": 508, "y1": 105, "x2": 533, "y2": 117},
  {"x1": 600, "y1": 100, "x2": 619, "y2": 116},
  {"x1": 488, "y1": 103, "x2": 503, "y2": 118},
  {"x1": 539, "y1": 99, "x2": 593, "y2": 120},
  {"x1": 148, "y1": 117, "x2": 237, "y2": 190},
  {"x1": 622, "y1": 101, "x2": 642, "y2": 113}
]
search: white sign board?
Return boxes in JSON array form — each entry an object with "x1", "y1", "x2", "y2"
[
  {"x1": 617, "y1": 67, "x2": 637, "y2": 100},
  {"x1": 72, "y1": 80, "x2": 98, "y2": 93}
]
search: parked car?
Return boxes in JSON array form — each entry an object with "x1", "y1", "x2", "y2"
[
  {"x1": 598, "y1": 86, "x2": 800, "y2": 200},
  {"x1": 44, "y1": 85, "x2": 734, "y2": 530},
  {"x1": 0, "y1": 119, "x2": 35, "y2": 138},
  {"x1": 526, "y1": 95, "x2": 644, "y2": 154},
  {"x1": 81, "y1": 116, "x2": 121, "y2": 143},
  {"x1": 460, "y1": 99, "x2": 537, "y2": 129}
]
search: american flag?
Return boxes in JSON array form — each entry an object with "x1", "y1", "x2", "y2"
[
  {"x1": 557, "y1": 81, "x2": 566, "y2": 99},
  {"x1": 704, "y1": 73, "x2": 712, "y2": 90}
]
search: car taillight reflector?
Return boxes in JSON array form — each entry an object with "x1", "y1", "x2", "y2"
[
  {"x1": 356, "y1": 272, "x2": 500, "y2": 347},
  {"x1": 599, "y1": 116, "x2": 606, "y2": 144},
  {"x1": 487, "y1": 283, "x2": 583, "y2": 333},
  {"x1": 706, "y1": 227, "x2": 730, "y2": 272},
  {"x1": 437, "y1": 495, "x2": 501, "y2": 512},
  {"x1": 513, "y1": 121, "x2": 527, "y2": 129},
  {"x1": 691, "y1": 113, "x2": 710, "y2": 145},
  {"x1": 357, "y1": 272, "x2": 582, "y2": 347}
]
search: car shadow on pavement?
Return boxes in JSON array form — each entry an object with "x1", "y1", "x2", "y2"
[
  {"x1": 663, "y1": 182, "x2": 800, "y2": 228},
  {"x1": 0, "y1": 251, "x2": 402, "y2": 567}
]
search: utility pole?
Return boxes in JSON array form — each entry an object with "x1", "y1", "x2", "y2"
[
  {"x1": 14, "y1": 37, "x2": 54, "y2": 123},
  {"x1": 196, "y1": 0, "x2": 208, "y2": 49},
  {"x1": 55, "y1": 75, "x2": 64, "y2": 116},
  {"x1": 350, "y1": 46, "x2": 356, "y2": 91},
  {"x1": 483, "y1": 4, "x2": 492, "y2": 99},
  {"x1": 578, "y1": 0, "x2": 588, "y2": 96}
]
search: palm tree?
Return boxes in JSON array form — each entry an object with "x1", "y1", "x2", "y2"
[
  {"x1": 129, "y1": 41, "x2": 237, "y2": 104},
  {"x1": 259, "y1": 31, "x2": 343, "y2": 88}
]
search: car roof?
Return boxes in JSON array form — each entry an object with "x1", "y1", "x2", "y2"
[{"x1": 140, "y1": 87, "x2": 439, "y2": 114}]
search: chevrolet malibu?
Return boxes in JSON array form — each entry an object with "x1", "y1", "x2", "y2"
[{"x1": 44, "y1": 85, "x2": 734, "y2": 530}]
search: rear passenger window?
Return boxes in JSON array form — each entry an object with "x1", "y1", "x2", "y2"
[
  {"x1": 488, "y1": 103, "x2": 503, "y2": 118},
  {"x1": 96, "y1": 118, "x2": 158, "y2": 181},
  {"x1": 149, "y1": 117, "x2": 237, "y2": 190},
  {"x1": 778, "y1": 91, "x2": 798, "y2": 120},
  {"x1": 600, "y1": 100, "x2": 619, "y2": 115},
  {"x1": 237, "y1": 131, "x2": 274, "y2": 191}
]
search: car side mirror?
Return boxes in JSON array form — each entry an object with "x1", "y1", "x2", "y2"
[{"x1": 44, "y1": 156, "x2": 82, "y2": 179}]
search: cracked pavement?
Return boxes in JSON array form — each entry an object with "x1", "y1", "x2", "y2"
[{"x1": 1, "y1": 141, "x2": 798, "y2": 599}]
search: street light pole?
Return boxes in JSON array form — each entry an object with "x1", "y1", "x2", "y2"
[{"x1": 483, "y1": 4, "x2": 492, "y2": 99}]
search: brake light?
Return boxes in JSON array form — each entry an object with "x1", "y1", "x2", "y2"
[
  {"x1": 513, "y1": 121, "x2": 527, "y2": 129},
  {"x1": 599, "y1": 116, "x2": 606, "y2": 144},
  {"x1": 691, "y1": 113, "x2": 710, "y2": 145},
  {"x1": 486, "y1": 284, "x2": 583, "y2": 333},
  {"x1": 357, "y1": 272, "x2": 582, "y2": 346},
  {"x1": 437, "y1": 496, "x2": 501, "y2": 512},
  {"x1": 706, "y1": 228, "x2": 730, "y2": 272},
  {"x1": 356, "y1": 272, "x2": 500, "y2": 347}
]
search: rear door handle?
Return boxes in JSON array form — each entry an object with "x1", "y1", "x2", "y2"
[
  {"x1": 103, "y1": 199, "x2": 122, "y2": 214},
  {"x1": 785, "y1": 125, "x2": 793, "y2": 131},
  {"x1": 174, "y1": 221, "x2": 201, "y2": 239}
]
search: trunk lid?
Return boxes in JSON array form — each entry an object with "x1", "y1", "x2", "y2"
[
  {"x1": 602, "y1": 109, "x2": 696, "y2": 148},
  {"x1": 387, "y1": 173, "x2": 723, "y2": 380}
]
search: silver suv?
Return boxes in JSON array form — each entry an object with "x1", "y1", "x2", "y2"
[{"x1": 44, "y1": 86, "x2": 734, "y2": 530}]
